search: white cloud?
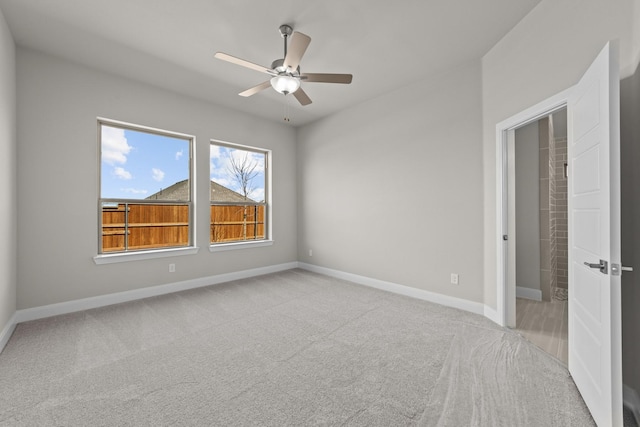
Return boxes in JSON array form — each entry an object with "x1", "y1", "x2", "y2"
[
  {"x1": 210, "y1": 162, "x2": 226, "y2": 180},
  {"x1": 249, "y1": 188, "x2": 265, "y2": 202},
  {"x1": 229, "y1": 149, "x2": 265, "y2": 173},
  {"x1": 152, "y1": 168, "x2": 165, "y2": 182},
  {"x1": 121, "y1": 188, "x2": 148, "y2": 195},
  {"x1": 210, "y1": 148, "x2": 264, "y2": 181},
  {"x1": 211, "y1": 177, "x2": 231, "y2": 188},
  {"x1": 113, "y1": 166, "x2": 132, "y2": 180},
  {"x1": 102, "y1": 126, "x2": 132, "y2": 165},
  {"x1": 175, "y1": 150, "x2": 183, "y2": 160}
]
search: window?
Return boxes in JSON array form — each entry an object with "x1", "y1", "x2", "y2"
[
  {"x1": 210, "y1": 141, "x2": 268, "y2": 245},
  {"x1": 99, "y1": 120, "x2": 194, "y2": 254}
]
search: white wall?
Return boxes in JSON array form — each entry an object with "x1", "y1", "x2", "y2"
[
  {"x1": 552, "y1": 110, "x2": 567, "y2": 140},
  {"x1": 297, "y1": 60, "x2": 484, "y2": 303},
  {"x1": 514, "y1": 121, "x2": 540, "y2": 291},
  {"x1": 16, "y1": 48, "x2": 297, "y2": 309},
  {"x1": 10, "y1": 0, "x2": 640, "y2": 324},
  {"x1": 0, "y1": 8, "x2": 16, "y2": 333},
  {"x1": 482, "y1": 0, "x2": 640, "y2": 309}
]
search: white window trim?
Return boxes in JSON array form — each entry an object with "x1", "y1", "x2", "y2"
[
  {"x1": 208, "y1": 240, "x2": 273, "y2": 252},
  {"x1": 93, "y1": 246, "x2": 200, "y2": 265},
  {"x1": 209, "y1": 139, "x2": 272, "y2": 248},
  {"x1": 97, "y1": 117, "x2": 197, "y2": 259}
]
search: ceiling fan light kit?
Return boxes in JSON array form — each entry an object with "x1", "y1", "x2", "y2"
[
  {"x1": 214, "y1": 24, "x2": 353, "y2": 106},
  {"x1": 270, "y1": 75, "x2": 300, "y2": 95}
]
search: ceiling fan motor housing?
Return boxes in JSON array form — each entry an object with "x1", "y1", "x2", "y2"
[{"x1": 270, "y1": 59, "x2": 300, "y2": 76}]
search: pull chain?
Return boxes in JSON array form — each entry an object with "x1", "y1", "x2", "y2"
[{"x1": 283, "y1": 94, "x2": 292, "y2": 123}]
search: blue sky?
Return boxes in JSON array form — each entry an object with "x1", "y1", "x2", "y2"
[
  {"x1": 101, "y1": 124, "x2": 266, "y2": 202},
  {"x1": 210, "y1": 144, "x2": 266, "y2": 202},
  {"x1": 101, "y1": 125, "x2": 189, "y2": 200}
]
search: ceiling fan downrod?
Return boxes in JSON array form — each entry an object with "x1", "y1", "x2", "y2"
[{"x1": 279, "y1": 24, "x2": 293, "y2": 58}]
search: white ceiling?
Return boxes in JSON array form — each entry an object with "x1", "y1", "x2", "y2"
[{"x1": 0, "y1": 0, "x2": 542, "y2": 126}]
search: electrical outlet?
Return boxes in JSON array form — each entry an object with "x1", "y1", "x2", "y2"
[
  {"x1": 450, "y1": 273, "x2": 459, "y2": 285},
  {"x1": 309, "y1": 249, "x2": 313, "y2": 257},
  {"x1": 169, "y1": 263, "x2": 176, "y2": 273}
]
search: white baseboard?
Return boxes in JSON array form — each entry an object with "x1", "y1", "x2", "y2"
[
  {"x1": 15, "y1": 262, "x2": 298, "y2": 324},
  {"x1": 298, "y1": 262, "x2": 485, "y2": 315},
  {"x1": 10, "y1": 261, "x2": 498, "y2": 340},
  {"x1": 0, "y1": 313, "x2": 18, "y2": 354},
  {"x1": 516, "y1": 286, "x2": 542, "y2": 301},
  {"x1": 624, "y1": 384, "x2": 640, "y2": 425}
]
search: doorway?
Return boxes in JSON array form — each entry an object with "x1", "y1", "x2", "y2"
[
  {"x1": 494, "y1": 87, "x2": 570, "y2": 331},
  {"x1": 494, "y1": 42, "x2": 623, "y2": 425},
  {"x1": 511, "y1": 109, "x2": 569, "y2": 364}
]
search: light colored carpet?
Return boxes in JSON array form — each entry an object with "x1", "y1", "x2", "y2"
[{"x1": 0, "y1": 269, "x2": 594, "y2": 426}]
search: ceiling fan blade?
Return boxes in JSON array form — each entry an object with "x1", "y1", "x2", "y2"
[
  {"x1": 300, "y1": 73, "x2": 353, "y2": 84},
  {"x1": 239, "y1": 81, "x2": 271, "y2": 97},
  {"x1": 214, "y1": 52, "x2": 274, "y2": 74},
  {"x1": 283, "y1": 32, "x2": 311, "y2": 71},
  {"x1": 293, "y1": 88, "x2": 312, "y2": 106}
]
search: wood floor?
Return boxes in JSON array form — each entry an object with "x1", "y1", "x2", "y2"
[{"x1": 514, "y1": 297, "x2": 568, "y2": 364}]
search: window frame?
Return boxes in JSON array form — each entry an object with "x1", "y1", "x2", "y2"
[
  {"x1": 94, "y1": 118, "x2": 197, "y2": 263},
  {"x1": 209, "y1": 139, "x2": 272, "y2": 251}
]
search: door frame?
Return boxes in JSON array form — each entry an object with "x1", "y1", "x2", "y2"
[{"x1": 495, "y1": 88, "x2": 572, "y2": 327}]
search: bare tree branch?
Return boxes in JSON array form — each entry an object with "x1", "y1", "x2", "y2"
[
  {"x1": 227, "y1": 151, "x2": 260, "y2": 240},
  {"x1": 228, "y1": 152, "x2": 259, "y2": 200}
]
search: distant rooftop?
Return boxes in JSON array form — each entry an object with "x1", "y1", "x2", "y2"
[{"x1": 146, "y1": 179, "x2": 255, "y2": 202}]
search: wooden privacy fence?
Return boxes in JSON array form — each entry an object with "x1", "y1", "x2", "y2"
[
  {"x1": 101, "y1": 203, "x2": 265, "y2": 252},
  {"x1": 210, "y1": 204, "x2": 265, "y2": 243},
  {"x1": 101, "y1": 203, "x2": 190, "y2": 252}
]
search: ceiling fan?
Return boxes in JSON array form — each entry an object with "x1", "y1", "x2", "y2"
[{"x1": 214, "y1": 24, "x2": 353, "y2": 106}]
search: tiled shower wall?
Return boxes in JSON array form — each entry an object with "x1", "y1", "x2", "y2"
[
  {"x1": 539, "y1": 118, "x2": 551, "y2": 301},
  {"x1": 553, "y1": 137, "x2": 568, "y2": 289},
  {"x1": 539, "y1": 116, "x2": 568, "y2": 301},
  {"x1": 548, "y1": 119, "x2": 557, "y2": 296}
]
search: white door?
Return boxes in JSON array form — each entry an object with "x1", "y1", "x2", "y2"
[{"x1": 568, "y1": 41, "x2": 622, "y2": 427}]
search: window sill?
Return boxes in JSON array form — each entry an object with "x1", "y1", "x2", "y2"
[
  {"x1": 93, "y1": 246, "x2": 199, "y2": 265},
  {"x1": 209, "y1": 240, "x2": 273, "y2": 252}
]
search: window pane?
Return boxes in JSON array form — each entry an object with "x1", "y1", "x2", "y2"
[
  {"x1": 101, "y1": 202, "x2": 126, "y2": 252},
  {"x1": 210, "y1": 145, "x2": 265, "y2": 203},
  {"x1": 210, "y1": 205, "x2": 265, "y2": 243},
  {"x1": 210, "y1": 143, "x2": 268, "y2": 245},
  {"x1": 101, "y1": 125, "x2": 190, "y2": 201},
  {"x1": 99, "y1": 121, "x2": 193, "y2": 254},
  {"x1": 101, "y1": 203, "x2": 190, "y2": 252}
]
